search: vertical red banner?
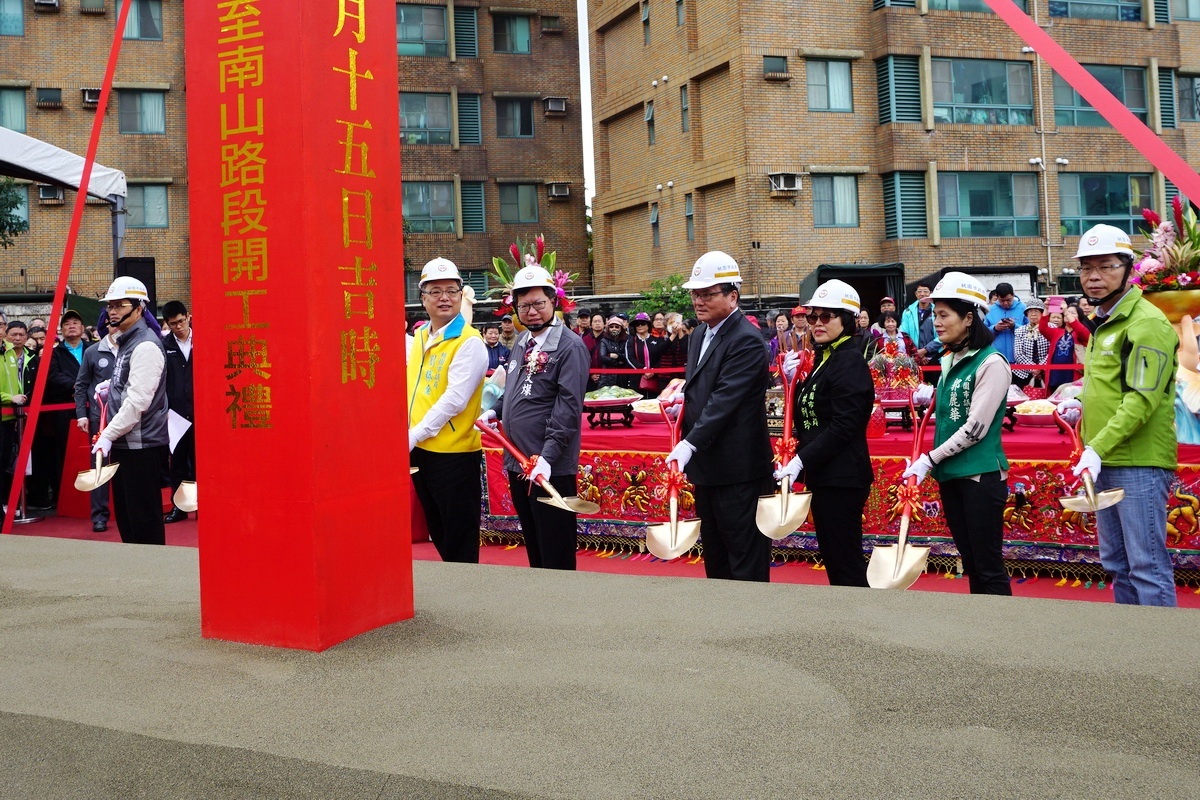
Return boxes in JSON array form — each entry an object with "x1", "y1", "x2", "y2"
[{"x1": 184, "y1": 0, "x2": 411, "y2": 649}]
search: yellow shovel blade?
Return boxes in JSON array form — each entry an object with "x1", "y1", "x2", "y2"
[
  {"x1": 755, "y1": 482, "x2": 812, "y2": 540},
  {"x1": 535, "y1": 480, "x2": 601, "y2": 515},
  {"x1": 646, "y1": 495, "x2": 702, "y2": 559},
  {"x1": 1059, "y1": 472, "x2": 1125, "y2": 513},
  {"x1": 74, "y1": 463, "x2": 118, "y2": 492},
  {"x1": 867, "y1": 542, "x2": 930, "y2": 589},
  {"x1": 173, "y1": 481, "x2": 198, "y2": 513}
]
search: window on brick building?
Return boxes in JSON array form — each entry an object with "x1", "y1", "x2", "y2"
[
  {"x1": 938, "y1": 172, "x2": 1039, "y2": 237},
  {"x1": 496, "y1": 98, "x2": 534, "y2": 137},
  {"x1": 11, "y1": 184, "x2": 28, "y2": 226},
  {"x1": 813, "y1": 176, "x2": 859, "y2": 228},
  {"x1": 763, "y1": 56, "x2": 788, "y2": 76},
  {"x1": 1059, "y1": 173, "x2": 1151, "y2": 236},
  {"x1": 123, "y1": 0, "x2": 162, "y2": 41},
  {"x1": 642, "y1": 1, "x2": 650, "y2": 44},
  {"x1": 1178, "y1": 76, "x2": 1200, "y2": 121},
  {"x1": 1049, "y1": 0, "x2": 1139, "y2": 21},
  {"x1": 927, "y1": 0, "x2": 1026, "y2": 10},
  {"x1": 932, "y1": 59, "x2": 1032, "y2": 125},
  {"x1": 403, "y1": 181, "x2": 455, "y2": 232},
  {"x1": 457, "y1": 94, "x2": 482, "y2": 144},
  {"x1": 685, "y1": 193, "x2": 694, "y2": 241},
  {"x1": 461, "y1": 180, "x2": 486, "y2": 232},
  {"x1": 882, "y1": 172, "x2": 927, "y2": 239},
  {"x1": 455, "y1": 7, "x2": 479, "y2": 57},
  {"x1": 0, "y1": 0, "x2": 22, "y2": 36},
  {"x1": 876, "y1": 55, "x2": 921, "y2": 124},
  {"x1": 1176, "y1": 0, "x2": 1200, "y2": 17},
  {"x1": 400, "y1": 93, "x2": 451, "y2": 144},
  {"x1": 680, "y1": 86, "x2": 689, "y2": 132},
  {"x1": 650, "y1": 202, "x2": 660, "y2": 246},
  {"x1": 397, "y1": 5, "x2": 447, "y2": 57},
  {"x1": 807, "y1": 60, "x2": 852, "y2": 111},
  {"x1": 499, "y1": 184, "x2": 539, "y2": 224},
  {"x1": 1053, "y1": 66, "x2": 1146, "y2": 126},
  {"x1": 118, "y1": 91, "x2": 165, "y2": 134},
  {"x1": 127, "y1": 185, "x2": 169, "y2": 228},
  {"x1": 676, "y1": 0, "x2": 684, "y2": 26},
  {"x1": 494, "y1": 14, "x2": 531, "y2": 53},
  {"x1": 645, "y1": 100, "x2": 655, "y2": 144},
  {"x1": 0, "y1": 88, "x2": 25, "y2": 132}
]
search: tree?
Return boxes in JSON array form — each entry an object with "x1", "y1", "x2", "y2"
[
  {"x1": 0, "y1": 177, "x2": 29, "y2": 250},
  {"x1": 631, "y1": 273, "x2": 693, "y2": 316}
]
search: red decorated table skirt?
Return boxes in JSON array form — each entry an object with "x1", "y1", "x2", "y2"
[{"x1": 482, "y1": 421, "x2": 1200, "y2": 573}]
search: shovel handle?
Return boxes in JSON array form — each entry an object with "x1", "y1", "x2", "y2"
[
  {"x1": 1052, "y1": 409, "x2": 1084, "y2": 459},
  {"x1": 910, "y1": 397, "x2": 936, "y2": 462},
  {"x1": 474, "y1": 419, "x2": 535, "y2": 472}
]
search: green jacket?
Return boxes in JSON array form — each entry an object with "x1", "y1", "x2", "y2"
[
  {"x1": 0, "y1": 347, "x2": 27, "y2": 422},
  {"x1": 1080, "y1": 286, "x2": 1178, "y2": 470}
]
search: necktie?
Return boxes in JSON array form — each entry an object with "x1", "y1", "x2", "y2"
[
  {"x1": 16, "y1": 354, "x2": 24, "y2": 382},
  {"x1": 699, "y1": 328, "x2": 716, "y2": 362}
]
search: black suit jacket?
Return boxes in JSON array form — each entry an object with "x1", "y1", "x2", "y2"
[
  {"x1": 682, "y1": 309, "x2": 773, "y2": 486},
  {"x1": 792, "y1": 338, "x2": 874, "y2": 489},
  {"x1": 162, "y1": 334, "x2": 194, "y2": 421}
]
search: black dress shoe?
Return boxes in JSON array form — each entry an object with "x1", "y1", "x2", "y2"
[
  {"x1": 92, "y1": 522, "x2": 108, "y2": 533},
  {"x1": 164, "y1": 508, "x2": 188, "y2": 524}
]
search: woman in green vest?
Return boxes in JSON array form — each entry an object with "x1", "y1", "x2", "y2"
[{"x1": 903, "y1": 272, "x2": 1013, "y2": 596}]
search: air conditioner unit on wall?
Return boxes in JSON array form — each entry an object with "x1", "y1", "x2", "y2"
[
  {"x1": 544, "y1": 97, "x2": 567, "y2": 113},
  {"x1": 38, "y1": 185, "x2": 64, "y2": 202},
  {"x1": 547, "y1": 183, "x2": 570, "y2": 198},
  {"x1": 33, "y1": 0, "x2": 60, "y2": 9},
  {"x1": 81, "y1": 88, "x2": 101, "y2": 106},
  {"x1": 768, "y1": 173, "x2": 801, "y2": 192}
]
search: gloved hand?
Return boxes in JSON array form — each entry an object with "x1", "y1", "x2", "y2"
[
  {"x1": 527, "y1": 455, "x2": 551, "y2": 485},
  {"x1": 1058, "y1": 398, "x2": 1082, "y2": 424},
  {"x1": 94, "y1": 380, "x2": 111, "y2": 401},
  {"x1": 10, "y1": 394, "x2": 26, "y2": 406},
  {"x1": 912, "y1": 383, "x2": 934, "y2": 405},
  {"x1": 91, "y1": 437, "x2": 112, "y2": 458},
  {"x1": 666, "y1": 440, "x2": 696, "y2": 472},
  {"x1": 781, "y1": 350, "x2": 801, "y2": 381},
  {"x1": 902, "y1": 453, "x2": 934, "y2": 484},
  {"x1": 408, "y1": 429, "x2": 419, "y2": 452},
  {"x1": 1072, "y1": 445, "x2": 1102, "y2": 480},
  {"x1": 76, "y1": 417, "x2": 89, "y2": 433},
  {"x1": 773, "y1": 455, "x2": 802, "y2": 484},
  {"x1": 477, "y1": 409, "x2": 498, "y2": 431}
]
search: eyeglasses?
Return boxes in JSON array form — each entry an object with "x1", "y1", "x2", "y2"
[
  {"x1": 421, "y1": 288, "x2": 462, "y2": 300},
  {"x1": 805, "y1": 312, "x2": 838, "y2": 324},
  {"x1": 517, "y1": 299, "x2": 550, "y2": 313},
  {"x1": 1078, "y1": 263, "x2": 1123, "y2": 276},
  {"x1": 689, "y1": 288, "x2": 728, "y2": 301},
  {"x1": 105, "y1": 302, "x2": 132, "y2": 311}
]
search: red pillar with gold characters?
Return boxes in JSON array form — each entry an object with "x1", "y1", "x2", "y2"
[{"x1": 183, "y1": 0, "x2": 411, "y2": 649}]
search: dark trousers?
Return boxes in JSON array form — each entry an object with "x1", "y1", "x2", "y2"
[
  {"x1": 0, "y1": 419, "x2": 13, "y2": 502},
  {"x1": 810, "y1": 484, "x2": 871, "y2": 587},
  {"x1": 169, "y1": 425, "x2": 196, "y2": 498},
  {"x1": 411, "y1": 448, "x2": 483, "y2": 564},
  {"x1": 88, "y1": 420, "x2": 111, "y2": 526},
  {"x1": 695, "y1": 479, "x2": 772, "y2": 582},
  {"x1": 111, "y1": 445, "x2": 168, "y2": 545},
  {"x1": 29, "y1": 410, "x2": 71, "y2": 506},
  {"x1": 507, "y1": 471, "x2": 578, "y2": 570},
  {"x1": 939, "y1": 472, "x2": 1012, "y2": 596}
]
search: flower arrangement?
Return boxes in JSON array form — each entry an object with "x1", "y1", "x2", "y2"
[
  {"x1": 1132, "y1": 197, "x2": 1200, "y2": 292},
  {"x1": 869, "y1": 343, "x2": 920, "y2": 394},
  {"x1": 488, "y1": 234, "x2": 578, "y2": 317}
]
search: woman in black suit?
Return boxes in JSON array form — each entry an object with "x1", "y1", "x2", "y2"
[{"x1": 776, "y1": 279, "x2": 875, "y2": 587}]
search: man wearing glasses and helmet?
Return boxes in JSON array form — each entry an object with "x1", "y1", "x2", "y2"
[{"x1": 407, "y1": 257, "x2": 489, "y2": 563}]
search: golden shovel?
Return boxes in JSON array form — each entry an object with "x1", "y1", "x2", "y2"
[
  {"x1": 173, "y1": 481, "x2": 197, "y2": 513},
  {"x1": 757, "y1": 352, "x2": 812, "y2": 540},
  {"x1": 645, "y1": 398, "x2": 701, "y2": 559},
  {"x1": 1053, "y1": 409, "x2": 1124, "y2": 513},
  {"x1": 74, "y1": 404, "x2": 118, "y2": 492},
  {"x1": 867, "y1": 398, "x2": 933, "y2": 590},
  {"x1": 473, "y1": 420, "x2": 600, "y2": 515}
]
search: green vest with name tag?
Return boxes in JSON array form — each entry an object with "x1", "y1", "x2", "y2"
[{"x1": 931, "y1": 346, "x2": 1009, "y2": 482}]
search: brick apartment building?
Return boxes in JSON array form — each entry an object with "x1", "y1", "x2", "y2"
[
  {"x1": 587, "y1": 0, "x2": 1200, "y2": 300},
  {"x1": 0, "y1": 0, "x2": 588, "y2": 310}
]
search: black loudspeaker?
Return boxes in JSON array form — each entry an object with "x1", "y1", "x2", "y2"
[{"x1": 116, "y1": 256, "x2": 157, "y2": 317}]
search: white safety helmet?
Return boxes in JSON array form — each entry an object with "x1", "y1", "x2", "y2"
[
  {"x1": 802, "y1": 279, "x2": 861, "y2": 314},
  {"x1": 419, "y1": 257, "x2": 462, "y2": 287},
  {"x1": 929, "y1": 271, "x2": 989, "y2": 313},
  {"x1": 1074, "y1": 224, "x2": 1134, "y2": 260},
  {"x1": 682, "y1": 250, "x2": 742, "y2": 290},
  {"x1": 102, "y1": 276, "x2": 150, "y2": 304},
  {"x1": 511, "y1": 264, "x2": 555, "y2": 292}
]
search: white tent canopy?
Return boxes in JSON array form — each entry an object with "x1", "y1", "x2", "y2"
[{"x1": 0, "y1": 127, "x2": 126, "y2": 199}]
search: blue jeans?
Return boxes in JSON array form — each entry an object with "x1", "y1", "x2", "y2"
[{"x1": 1094, "y1": 466, "x2": 1177, "y2": 607}]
